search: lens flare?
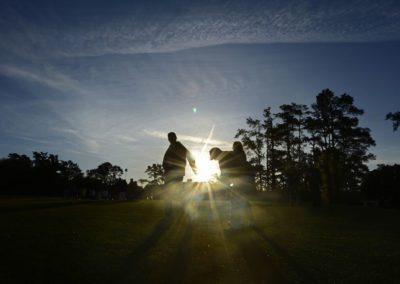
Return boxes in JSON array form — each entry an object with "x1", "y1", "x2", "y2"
[
  {"x1": 193, "y1": 107, "x2": 197, "y2": 114},
  {"x1": 193, "y1": 151, "x2": 219, "y2": 182}
]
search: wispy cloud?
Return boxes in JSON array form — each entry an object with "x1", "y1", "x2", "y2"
[
  {"x1": 0, "y1": 64, "x2": 88, "y2": 95},
  {"x1": 6, "y1": 133, "x2": 52, "y2": 145},
  {"x1": 53, "y1": 127, "x2": 100, "y2": 154},
  {"x1": 1, "y1": 0, "x2": 399, "y2": 58},
  {"x1": 143, "y1": 129, "x2": 231, "y2": 148},
  {"x1": 116, "y1": 135, "x2": 137, "y2": 143}
]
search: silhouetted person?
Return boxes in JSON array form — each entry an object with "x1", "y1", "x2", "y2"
[
  {"x1": 209, "y1": 147, "x2": 236, "y2": 180},
  {"x1": 232, "y1": 141, "x2": 255, "y2": 182},
  {"x1": 162, "y1": 132, "x2": 197, "y2": 215},
  {"x1": 163, "y1": 132, "x2": 197, "y2": 182},
  {"x1": 210, "y1": 143, "x2": 255, "y2": 229},
  {"x1": 232, "y1": 141, "x2": 246, "y2": 162}
]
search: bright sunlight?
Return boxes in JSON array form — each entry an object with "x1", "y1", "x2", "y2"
[{"x1": 192, "y1": 151, "x2": 220, "y2": 182}]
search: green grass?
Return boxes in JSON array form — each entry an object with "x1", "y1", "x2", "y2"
[{"x1": 0, "y1": 198, "x2": 399, "y2": 283}]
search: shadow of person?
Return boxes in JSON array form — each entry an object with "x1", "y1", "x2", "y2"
[
  {"x1": 251, "y1": 226, "x2": 318, "y2": 284},
  {"x1": 116, "y1": 216, "x2": 174, "y2": 283},
  {"x1": 164, "y1": 221, "x2": 194, "y2": 284},
  {"x1": 225, "y1": 228, "x2": 283, "y2": 283}
]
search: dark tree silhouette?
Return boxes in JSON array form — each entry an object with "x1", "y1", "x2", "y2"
[
  {"x1": 386, "y1": 111, "x2": 400, "y2": 131},
  {"x1": 235, "y1": 118, "x2": 266, "y2": 190},
  {"x1": 144, "y1": 163, "x2": 165, "y2": 185},
  {"x1": 0, "y1": 152, "x2": 84, "y2": 196},
  {"x1": 235, "y1": 89, "x2": 375, "y2": 204},
  {"x1": 274, "y1": 103, "x2": 309, "y2": 201},
  {"x1": 126, "y1": 178, "x2": 143, "y2": 200},
  {"x1": 262, "y1": 107, "x2": 281, "y2": 191},
  {"x1": 86, "y1": 162, "x2": 124, "y2": 186},
  {"x1": 361, "y1": 164, "x2": 400, "y2": 208},
  {"x1": 0, "y1": 153, "x2": 33, "y2": 195},
  {"x1": 309, "y1": 89, "x2": 375, "y2": 202}
]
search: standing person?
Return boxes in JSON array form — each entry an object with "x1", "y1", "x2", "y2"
[
  {"x1": 210, "y1": 142, "x2": 255, "y2": 230},
  {"x1": 162, "y1": 132, "x2": 197, "y2": 216},
  {"x1": 210, "y1": 146, "x2": 250, "y2": 230}
]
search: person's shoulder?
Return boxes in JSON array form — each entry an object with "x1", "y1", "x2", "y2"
[
  {"x1": 176, "y1": 141, "x2": 187, "y2": 150},
  {"x1": 221, "y1": 150, "x2": 234, "y2": 159},
  {"x1": 165, "y1": 144, "x2": 174, "y2": 152}
]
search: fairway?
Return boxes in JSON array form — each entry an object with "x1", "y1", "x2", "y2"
[{"x1": 1, "y1": 198, "x2": 399, "y2": 283}]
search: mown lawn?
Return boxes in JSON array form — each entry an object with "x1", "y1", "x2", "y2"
[{"x1": 0, "y1": 198, "x2": 399, "y2": 283}]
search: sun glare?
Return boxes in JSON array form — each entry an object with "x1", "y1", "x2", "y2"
[{"x1": 193, "y1": 152, "x2": 220, "y2": 182}]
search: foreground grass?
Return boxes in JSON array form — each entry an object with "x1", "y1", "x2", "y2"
[{"x1": 0, "y1": 198, "x2": 399, "y2": 283}]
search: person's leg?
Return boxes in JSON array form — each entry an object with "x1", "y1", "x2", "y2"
[
  {"x1": 230, "y1": 178, "x2": 244, "y2": 230},
  {"x1": 164, "y1": 174, "x2": 183, "y2": 216},
  {"x1": 242, "y1": 176, "x2": 255, "y2": 227},
  {"x1": 164, "y1": 173, "x2": 174, "y2": 216}
]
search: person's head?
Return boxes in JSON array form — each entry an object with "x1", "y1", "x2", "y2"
[
  {"x1": 209, "y1": 147, "x2": 222, "y2": 160},
  {"x1": 168, "y1": 132, "x2": 177, "y2": 143},
  {"x1": 232, "y1": 141, "x2": 244, "y2": 153}
]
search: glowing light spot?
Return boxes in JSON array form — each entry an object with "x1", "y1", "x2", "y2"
[
  {"x1": 193, "y1": 107, "x2": 197, "y2": 114},
  {"x1": 193, "y1": 151, "x2": 220, "y2": 182}
]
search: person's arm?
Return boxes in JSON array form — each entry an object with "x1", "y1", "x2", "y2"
[
  {"x1": 186, "y1": 149, "x2": 197, "y2": 175},
  {"x1": 178, "y1": 142, "x2": 197, "y2": 175}
]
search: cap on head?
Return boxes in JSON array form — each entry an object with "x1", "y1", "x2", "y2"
[
  {"x1": 209, "y1": 147, "x2": 222, "y2": 160},
  {"x1": 168, "y1": 132, "x2": 177, "y2": 143}
]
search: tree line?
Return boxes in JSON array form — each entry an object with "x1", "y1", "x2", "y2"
[{"x1": 0, "y1": 152, "x2": 142, "y2": 199}]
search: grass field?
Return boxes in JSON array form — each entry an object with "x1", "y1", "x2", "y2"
[{"x1": 0, "y1": 198, "x2": 399, "y2": 283}]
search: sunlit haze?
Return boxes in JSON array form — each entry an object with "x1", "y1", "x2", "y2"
[{"x1": 190, "y1": 151, "x2": 220, "y2": 182}]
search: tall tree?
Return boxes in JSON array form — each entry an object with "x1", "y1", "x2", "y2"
[
  {"x1": 236, "y1": 118, "x2": 266, "y2": 190},
  {"x1": 262, "y1": 107, "x2": 281, "y2": 191},
  {"x1": 274, "y1": 103, "x2": 309, "y2": 201},
  {"x1": 309, "y1": 89, "x2": 375, "y2": 201}
]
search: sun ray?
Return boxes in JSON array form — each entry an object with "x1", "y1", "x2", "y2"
[{"x1": 190, "y1": 124, "x2": 220, "y2": 182}]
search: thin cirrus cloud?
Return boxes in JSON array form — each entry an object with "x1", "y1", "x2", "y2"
[
  {"x1": 1, "y1": 0, "x2": 400, "y2": 58},
  {"x1": 143, "y1": 129, "x2": 231, "y2": 149},
  {"x1": 0, "y1": 64, "x2": 88, "y2": 96}
]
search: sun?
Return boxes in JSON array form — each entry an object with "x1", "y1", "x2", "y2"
[{"x1": 193, "y1": 151, "x2": 220, "y2": 182}]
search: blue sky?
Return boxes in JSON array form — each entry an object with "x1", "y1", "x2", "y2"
[{"x1": 0, "y1": 0, "x2": 399, "y2": 181}]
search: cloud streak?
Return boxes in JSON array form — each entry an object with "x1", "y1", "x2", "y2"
[
  {"x1": 0, "y1": 64, "x2": 89, "y2": 96},
  {"x1": 1, "y1": 0, "x2": 400, "y2": 58},
  {"x1": 143, "y1": 129, "x2": 231, "y2": 148}
]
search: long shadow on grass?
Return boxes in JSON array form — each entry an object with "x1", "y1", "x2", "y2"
[
  {"x1": 164, "y1": 222, "x2": 193, "y2": 284},
  {"x1": 229, "y1": 230, "x2": 283, "y2": 283},
  {"x1": 252, "y1": 226, "x2": 318, "y2": 283},
  {"x1": 116, "y1": 215, "x2": 175, "y2": 283}
]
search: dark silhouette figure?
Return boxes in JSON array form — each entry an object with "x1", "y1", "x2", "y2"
[
  {"x1": 162, "y1": 132, "x2": 197, "y2": 215},
  {"x1": 209, "y1": 147, "x2": 237, "y2": 179},
  {"x1": 210, "y1": 142, "x2": 255, "y2": 229},
  {"x1": 232, "y1": 141, "x2": 256, "y2": 185},
  {"x1": 162, "y1": 132, "x2": 197, "y2": 183}
]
